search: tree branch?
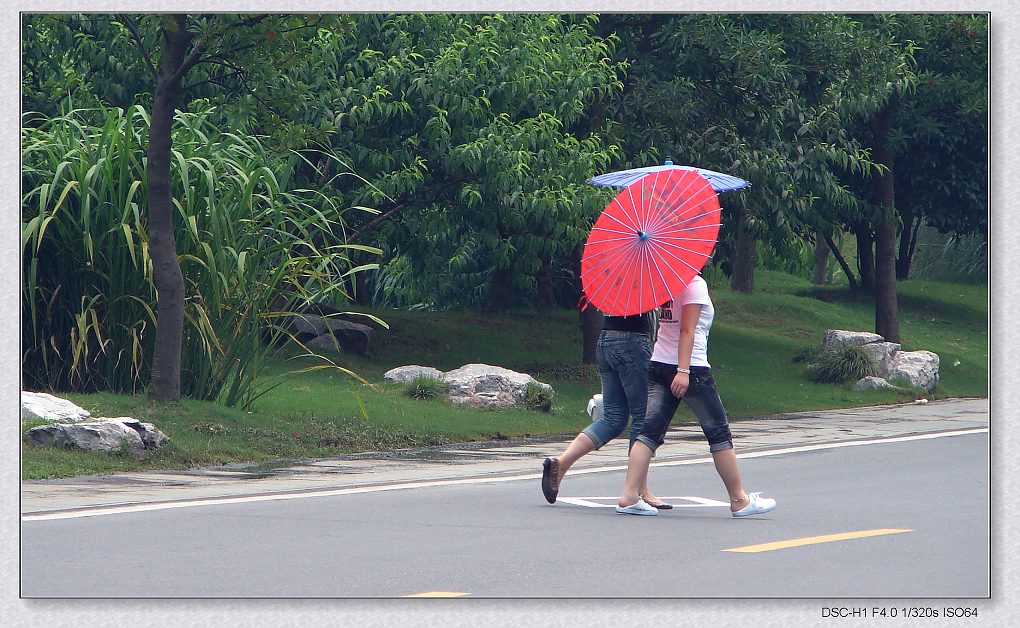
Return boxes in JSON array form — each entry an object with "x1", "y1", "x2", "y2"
[
  {"x1": 184, "y1": 70, "x2": 244, "y2": 92},
  {"x1": 120, "y1": 14, "x2": 158, "y2": 82},
  {"x1": 217, "y1": 23, "x2": 324, "y2": 59},
  {"x1": 235, "y1": 15, "x2": 271, "y2": 29},
  {"x1": 347, "y1": 178, "x2": 475, "y2": 241},
  {"x1": 348, "y1": 201, "x2": 411, "y2": 241},
  {"x1": 822, "y1": 231, "x2": 859, "y2": 291},
  {"x1": 172, "y1": 39, "x2": 208, "y2": 85}
]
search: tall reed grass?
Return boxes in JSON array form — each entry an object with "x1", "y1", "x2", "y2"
[
  {"x1": 910, "y1": 225, "x2": 987, "y2": 281},
  {"x1": 22, "y1": 105, "x2": 378, "y2": 407}
]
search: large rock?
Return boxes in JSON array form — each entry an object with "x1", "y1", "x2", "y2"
[
  {"x1": 383, "y1": 365, "x2": 445, "y2": 383},
  {"x1": 25, "y1": 418, "x2": 167, "y2": 456},
  {"x1": 21, "y1": 392, "x2": 91, "y2": 423},
  {"x1": 860, "y1": 341, "x2": 901, "y2": 377},
  {"x1": 889, "y1": 350, "x2": 940, "y2": 393},
  {"x1": 288, "y1": 313, "x2": 342, "y2": 337},
  {"x1": 299, "y1": 317, "x2": 373, "y2": 356},
  {"x1": 443, "y1": 364, "x2": 553, "y2": 408},
  {"x1": 821, "y1": 330, "x2": 885, "y2": 351}
]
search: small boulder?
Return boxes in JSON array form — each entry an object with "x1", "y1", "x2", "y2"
[
  {"x1": 889, "y1": 350, "x2": 940, "y2": 393},
  {"x1": 443, "y1": 364, "x2": 554, "y2": 409},
  {"x1": 821, "y1": 330, "x2": 885, "y2": 351},
  {"x1": 21, "y1": 391, "x2": 91, "y2": 423},
  {"x1": 25, "y1": 418, "x2": 168, "y2": 456},
  {"x1": 383, "y1": 365, "x2": 445, "y2": 383},
  {"x1": 853, "y1": 376, "x2": 898, "y2": 391},
  {"x1": 27, "y1": 420, "x2": 144, "y2": 455}
]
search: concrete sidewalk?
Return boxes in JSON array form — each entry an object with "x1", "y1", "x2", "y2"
[{"x1": 21, "y1": 398, "x2": 988, "y2": 516}]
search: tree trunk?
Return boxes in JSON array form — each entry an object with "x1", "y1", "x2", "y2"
[
  {"x1": 147, "y1": 17, "x2": 193, "y2": 403},
  {"x1": 536, "y1": 255, "x2": 555, "y2": 309},
  {"x1": 729, "y1": 205, "x2": 756, "y2": 293},
  {"x1": 354, "y1": 269, "x2": 371, "y2": 305},
  {"x1": 485, "y1": 268, "x2": 513, "y2": 312},
  {"x1": 822, "y1": 232, "x2": 859, "y2": 290},
  {"x1": 870, "y1": 100, "x2": 900, "y2": 343},
  {"x1": 580, "y1": 305, "x2": 603, "y2": 364},
  {"x1": 854, "y1": 219, "x2": 875, "y2": 293},
  {"x1": 811, "y1": 233, "x2": 830, "y2": 285},
  {"x1": 896, "y1": 212, "x2": 922, "y2": 280},
  {"x1": 572, "y1": 241, "x2": 601, "y2": 364}
]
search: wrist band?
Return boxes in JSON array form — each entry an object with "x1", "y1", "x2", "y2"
[{"x1": 676, "y1": 367, "x2": 691, "y2": 374}]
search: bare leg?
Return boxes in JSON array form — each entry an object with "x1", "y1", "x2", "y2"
[
  {"x1": 553, "y1": 432, "x2": 597, "y2": 482},
  {"x1": 629, "y1": 441, "x2": 660, "y2": 504},
  {"x1": 618, "y1": 441, "x2": 655, "y2": 507},
  {"x1": 711, "y1": 448, "x2": 749, "y2": 512}
]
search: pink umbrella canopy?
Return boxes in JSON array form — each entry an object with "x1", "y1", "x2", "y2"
[{"x1": 580, "y1": 169, "x2": 722, "y2": 316}]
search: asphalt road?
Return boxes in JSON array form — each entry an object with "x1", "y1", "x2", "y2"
[{"x1": 21, "y1": 430, "x2": 988, "y2": 598}]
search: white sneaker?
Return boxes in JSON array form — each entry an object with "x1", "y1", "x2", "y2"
[
  {"x1": 731, "y1": 492, "x2": 776, "y2": 518},
  {"x1": 616, "y1": 499, "x2": 659, "y2": 516}
]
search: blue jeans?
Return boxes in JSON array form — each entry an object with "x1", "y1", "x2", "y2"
[
  {"x1": 636, "y1": 362, "x2": 733, "y2": 454},
  {"x1": 583, "y1": 330, "x2": 652, "y2": 449}
]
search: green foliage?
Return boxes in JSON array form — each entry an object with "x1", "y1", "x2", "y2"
[
  {"x1": 910, "y1": 227, "x2": 986, "y2": 281},
  {"x1": 21, "y1": 105, "x2": 376, "y2": 406},
  {"x1": 404, "y1": 375, "x2": 448, "y2": 400},
  {"x1": 892, "y1": 15, "x2": 988, "y2": 239},
  {"x1": 603, "y1": 14, "x2": 888, "y2": 270},
  {"x1": 804, "y1": 346, "x2": 879, "y2": 385},
  {"x1": 285, "y1": 14, "x2": 625, "y2": 309},
  {"x1": 525, "y1": 382, "x2": 554, "y2": 413}
]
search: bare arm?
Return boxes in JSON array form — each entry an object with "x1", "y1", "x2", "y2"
[{"x1": 670, "y1": 303, "x2": 702, "y2": 398}]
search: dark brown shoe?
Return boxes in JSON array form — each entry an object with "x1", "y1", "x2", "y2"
[
  {"x1": 541, "y1": 457, "x2": 560, "y2": 504},
  {"x1": 645, "y1": 499, "x2": 674, "y2": 510}
]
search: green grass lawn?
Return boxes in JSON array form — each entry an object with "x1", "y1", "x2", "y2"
[{"x1": 23, "y1": 270, "x2": 987, "y2": 479}]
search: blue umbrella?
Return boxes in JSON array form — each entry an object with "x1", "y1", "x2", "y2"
[{"x1": 587, "y1": 159, "x2": 750, "y2": 193}]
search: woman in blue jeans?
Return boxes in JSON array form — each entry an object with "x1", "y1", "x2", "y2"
[
  {"x1": 615, "y1": 275, "x2": 777, "y2": 517},
  {"x1": 541, "y1": 311, "x2": 668, "y2": 507}
]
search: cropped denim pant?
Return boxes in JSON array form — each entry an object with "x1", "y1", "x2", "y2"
[
  {"x1": 582, "y1": 330, "x2": 652, "y2": 449},
  {"x1": 636, "y1": 361, "x2": 734, "y2": 454}
]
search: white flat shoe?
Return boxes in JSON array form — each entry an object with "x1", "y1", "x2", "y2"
[
  {"x1": 732, "y1": 492, "x2": 776, "y2": 518},
  {"x1": 616, "y1": 499, "x2": 659, "y2": 516}
]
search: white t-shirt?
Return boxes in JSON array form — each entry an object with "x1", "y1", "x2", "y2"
[{"x1": 650, "y1": 275, "x2": 715, "y2": 367}]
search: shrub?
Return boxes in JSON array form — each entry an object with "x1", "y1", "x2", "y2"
[
  {"x1": 805, "y1": 346, "x2": 878, "y2": 384},
  {"x1": 525, "y1": 382, "x2": 554, "y2": 413},
  {"x1": 404, "y1": 375, "x2": 448, "y2": 400},
  {"x1": 21, "y1": 105, "x2": 378, "y2": 407}
]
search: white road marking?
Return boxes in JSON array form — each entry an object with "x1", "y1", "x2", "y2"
[
  {"x1": 22, "y1": 428, "x2": 986, "y2": 522},
  {"x1": 558, "y1": 496, "x2": 728, "y2": 509}
]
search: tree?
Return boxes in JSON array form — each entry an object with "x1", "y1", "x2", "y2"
[
  {"x1": 599, "y1": 14, "x2": 880, "y2": 295},
  {"x1": 891, "y1": 15, "x2": 987, "y2": 279},
  {"x1": 29, "y1": 14, "x2": 349, "y2": 403},
  {"x1": 284, "y1": 14, "x2": 624, "y2": 311},
  {"x1": 827, "y1": 15, "x2": 986, "y2": 341}
]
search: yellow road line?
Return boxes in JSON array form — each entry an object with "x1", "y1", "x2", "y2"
[
  {"x1": 723, "y1": 528, "x2": 913, "y2": 553},
  {"x1": 404, "y1": 591, "x2": 470, "y2": 598}
]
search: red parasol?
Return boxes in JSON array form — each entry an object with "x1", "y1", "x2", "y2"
[{"x1": 580, "y1": 169, "x2": 721, "y2": 316}]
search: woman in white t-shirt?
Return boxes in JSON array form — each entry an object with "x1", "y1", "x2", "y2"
[{"x1": 613, "y1": 275, "x2": 777, "y2": 517}]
